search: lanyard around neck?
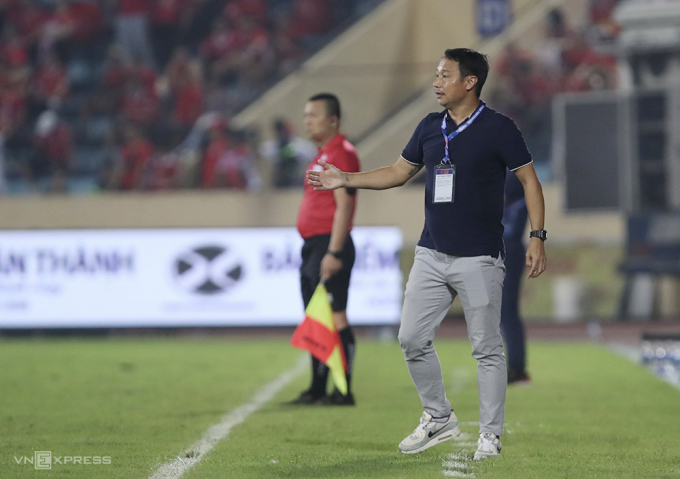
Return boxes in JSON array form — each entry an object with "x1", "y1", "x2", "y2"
[{"x1": 440, "y1": 103, "x2": 485, "y2": 164}]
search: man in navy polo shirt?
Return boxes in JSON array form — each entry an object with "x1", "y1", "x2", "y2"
[{"x1": 307, "y1": 48, "x2": 547, "y2": 459}]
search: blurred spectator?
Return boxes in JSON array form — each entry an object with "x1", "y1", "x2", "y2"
[
  {"x1": 31, "y1": 51, "x2": 69, "y2": 110},
  {"x1": 129, "y1": 57, "x2": 157, "y2": 93},
  {"x1": 563, "y1": 63, "x2": 616, "y2": 92},
  {"x1": 492, "y1": 43, "x2": 551, "y2": 134},
  {"x1": 0, "y1": 70, "x2": 28, "y2": 143},
  {"x1": 39, "y1": 0, "x2": 77, "y2": 61},
  {"x1": 181, "y1": 0, "x2": 227, "y2": 51},
  {"x1": 27, "y1": 110, "x2": 72, "y2": 193},
  {"x1": 200, "y1": 16, "x2": 237, "y2": 82},
  {"x1": 271, "y1": 12, "x2": 300, "y2": 77},
  {"x1": 587, "y1": 0, "x2": 621, "y2": 42},
  {"x1": 112, "y1": 123, "x2": 154, "y2": 190},
  {"x1": 536, "y1": 8, "x2": 572, "y2": 82},
  {"x1": 120, "y1": 78, "x2": 160, "y2": 127},
  {"x1": 172, "y1": 69, "x2": 203, "y2": 129},
  {"x1": 102, "y1": 45, "x2": 129, "y2": 90},
  {"x1": 113, "y1": 0, "x2": 154, "y2": 66},
  {"x1": 149, "y1": 140, "x2": 182, "y2": 189},
  {"x1": 561, "y1": 35, "x2": 617, "y2": 91},
  {"x1": 287, "y1": 0, "x2": 332, "y2": 47},
  {"x1": 233, "y1": 14, "x2": 275, "y2": 89},
  {"x1": 201, "y1": 14, "x2": 273, "y2": 88},
  {"x1": 8, "y1": 0, "x2": 51, "y2": 42},
  {"x1": 0, "y1": 139, "x2": 5, "y2": 194},
  {"x1": 216, "y1": 128, "x2": 261, "y2": 190},
  {"x1": 1, "y1": 23, "x2": 30, "y2": 68},
  {"x1": 66, "y1": 0, "x2": 104, "y2": 44},
  {"x1": 260, "y1": 118, "x2": 316, "y2": 188},
  {"x1": 201, "y1": 117, "x2": 229, "y2": 188},
  {"x1": 95, "y1": 45, "x2": 129, "y2": 115},
  {"x1": 225, "y1": 0, "x2": 267, "y2": 26},
  {"x1": 201, "y1": 121, "x2": 260, "y2": 190},
  {"x1": 172, "y1": 111, "x2": 223, "y2": 186},
  {"x1": 151, "y1": 0, "x2": 187, "y2": 68},
  {"x1": 166, "y1": 46, "x2": 201, "y2": 91}
]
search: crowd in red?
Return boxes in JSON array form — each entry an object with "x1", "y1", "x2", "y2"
[
  {"x1": 489, "y1": 3, "x2": 621, "y2": 164},
  {"x1": 0, "y1": 0, "x2": 379, "y2": 193},
  {"x1": 0, "y1": 0, "x2": 622, "y2": 193}
]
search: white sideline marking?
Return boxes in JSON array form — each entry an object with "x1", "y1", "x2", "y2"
[
  {"x1": 443, "y1": 472, "x2": 475, "y2": 478},
  {"x1": 442, "y1": 435, "x2": 477, "y2": 478},
  {"x1": 447, "y1": 453, "x2": 470, "y2": 461},
  {"x1": 148, "y1": 355, "x2": 307, "y2": 479}
]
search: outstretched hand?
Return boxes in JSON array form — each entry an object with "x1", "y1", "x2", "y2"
[{"x1": 306, "y1": 160, "x2": 347, "y2": 191}]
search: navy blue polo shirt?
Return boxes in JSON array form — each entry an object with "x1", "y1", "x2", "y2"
[{"x1": 401, "y1": 102, "x2": 532, "y2": 257}]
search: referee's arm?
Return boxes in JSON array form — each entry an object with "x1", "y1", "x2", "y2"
[
  {"x1": 309, "y1": 157, "x2": 422, "y2": 191},
  {"x1": 320, "y1": 187, "x2": 353, "y2": 280},
  {"x1": 328, "y1": 187, "x2": 353, "y2": 254}
]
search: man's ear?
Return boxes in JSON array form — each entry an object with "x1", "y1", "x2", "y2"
[{"x1": 466, "y1": 76, "x2": 478, "y2": 93}]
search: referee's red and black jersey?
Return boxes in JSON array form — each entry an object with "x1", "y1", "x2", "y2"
[{"x1": 297, "y1": 134, "x2": 360, "y2": 239}]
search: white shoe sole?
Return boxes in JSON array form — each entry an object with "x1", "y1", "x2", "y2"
[{"x1": 399, "y1": 425, "x2": 461, "y2": 454}]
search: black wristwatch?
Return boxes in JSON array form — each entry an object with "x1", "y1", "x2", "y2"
[
  {"x1": 327, "y1": 250, "x2": 343, "y2": 259},
  {"x1": 529, "y1": 229, "x2": 547, "y2": 241}
]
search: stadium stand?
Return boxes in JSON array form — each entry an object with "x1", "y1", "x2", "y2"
[
  {"x1": 0, "y1": 0, "x2": 622, "y2": 194},
  {"x1": 0, "y1": 0, "x2": 384, "y2": 194}
]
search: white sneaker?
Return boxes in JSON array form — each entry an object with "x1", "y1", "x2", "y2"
[
  {"x1": 473, "y1": 432, "x2": 502, "y2": 460},
  {"x1": 398, "y1": 411, "x2": 460, "y2": 454}
]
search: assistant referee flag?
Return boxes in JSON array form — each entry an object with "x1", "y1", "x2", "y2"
[{"x1": 291, "y1": 283, "x2": 348, "y2": 395}]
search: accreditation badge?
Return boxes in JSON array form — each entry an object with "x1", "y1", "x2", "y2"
[{"x1": 433, "y1": 163, "x2": 455, "y2": 203}]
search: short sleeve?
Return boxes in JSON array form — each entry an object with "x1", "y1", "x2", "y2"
[
  {"x1": 400, "y1": 117, "x2": 426, "y2": 165},
  {"x1": 326, "y1": 150, "x2": 348, "y2": 170},
  {"x1": 497, "y1": 117, "x2": 532, "y2": 171},
  {"x1": 326, "y1": 140, "x2": 360, "y2": 173}
]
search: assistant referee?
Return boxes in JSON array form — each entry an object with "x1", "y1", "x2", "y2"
[
  {"x1": 289, "y1": 93, "x2": 360, "y2": 406},
  {"x1": 307, "y1": 49, "x2": 547, "y2": 458}
]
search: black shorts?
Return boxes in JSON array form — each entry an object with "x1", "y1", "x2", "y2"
[{"x1": 300, "y1": 234, "x2": 355, "y2": 312}]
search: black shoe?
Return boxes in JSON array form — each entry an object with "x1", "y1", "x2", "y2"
[
  {"x1": 507, "y1": 370, "x2": 531, "y2": 386},
  {"x1": 285, "y1": 390, "x2": 327, "y2": 405},
  {"x1": 320, "y1": 389, "x2": 355, "y2": 406}
]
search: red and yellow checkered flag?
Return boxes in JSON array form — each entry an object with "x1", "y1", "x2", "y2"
[{"x1": 290, "y1": 283, "x2": 347, "y2": 395}]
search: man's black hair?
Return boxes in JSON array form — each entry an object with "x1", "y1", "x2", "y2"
[
  {"x1": 308, "y1": 93, "x2": 341, "y2": 120},
  {"x1": 444, "y1": 48, "x2": 489, "y2": 97}
]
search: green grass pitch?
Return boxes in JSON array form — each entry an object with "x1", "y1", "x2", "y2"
[{"x1": 1, "y1": 337, "x2": 679, "y2": 478}]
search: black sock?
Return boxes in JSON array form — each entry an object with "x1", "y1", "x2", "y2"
[
  {"x1": 338, "y1": 326, "x2": 355, "y2": 394},
  {"x1": 309, "y1": 355, "x2": 328, "y2": 397}
]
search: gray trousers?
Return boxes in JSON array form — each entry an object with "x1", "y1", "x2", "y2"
[{"x1": 398, "y1": 246, "x2": 507, "y2": 436}]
